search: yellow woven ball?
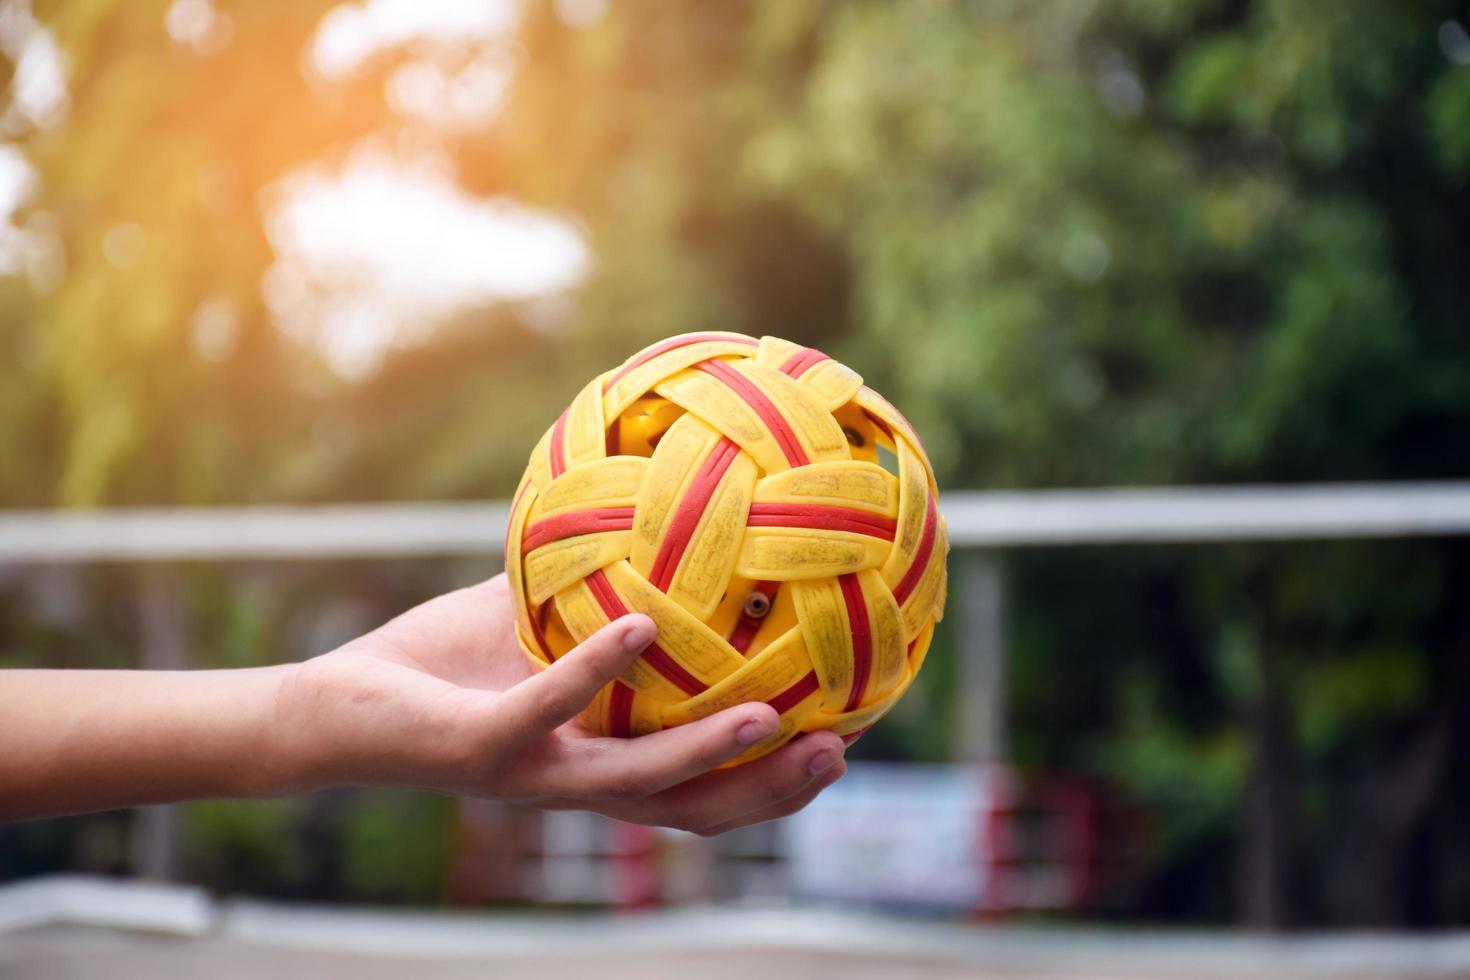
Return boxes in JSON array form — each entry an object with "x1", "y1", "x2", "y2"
[{"x1": 506, "y1": 332, "x2": 947, "y2": 763}]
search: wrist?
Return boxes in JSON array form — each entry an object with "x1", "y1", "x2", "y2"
[
  {"x1": 271, "y1": 649, "x2": 469, "y2": 793},
  {"x1": 267, "y1": 661, "x2": 345, "y2": 794}
]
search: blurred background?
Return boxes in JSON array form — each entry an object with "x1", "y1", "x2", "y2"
[{"x1": 2, "y1": 0, "x2": 1470, "y2": 963}]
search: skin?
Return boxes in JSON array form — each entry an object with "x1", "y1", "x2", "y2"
[{"x1": 0, "y1": 574, "x2": 847, "y2": 831}]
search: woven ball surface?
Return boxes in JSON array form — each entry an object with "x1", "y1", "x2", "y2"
[{"x1": 506, "y1": 332, "x2": 948, "y2": 763}]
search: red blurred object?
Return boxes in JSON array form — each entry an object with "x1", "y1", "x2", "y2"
[{"x1": 447, "y1": 764, "x2": 1140, "y2": 913}]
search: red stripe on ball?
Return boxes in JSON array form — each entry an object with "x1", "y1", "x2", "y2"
[
  {"x1": 695, "y1": 359, "x2": 809, "y2": 468},
  {"x1": 892, "y1": 492, "x2": 938, "y2": 607},
  {"x1": 586, "y1": 569, "x2": 707, "y2": 697},
  {"x1": 839, "y1": 572, "x2": 872, "y2": 713}
]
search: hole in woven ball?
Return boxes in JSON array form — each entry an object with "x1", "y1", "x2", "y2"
[
  {"x1": 742, "y1": 591, "x2": 772, "y2": 619},
  {"x1": 842, "y1": 425, "x2": 866, "y2": 448},
  {"x1": 613, "y1": 397, "x2": 685, "y2": 458},
  {"x1": 876, "y1": 443, "x2": 900, "y2": 477}
]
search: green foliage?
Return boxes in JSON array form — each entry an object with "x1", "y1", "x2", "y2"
[
  {"x1": 340, "y1": 791, "x2": 451, "y2": 905},
  {"x1": 1293, "y1": 645, "x2": 1427, "y2": 756},
  {"x1": 178, "y1": 791, "x2": 450, "y2": 903},
  {"x1": 181, "y1": 798, "x2": 310, "y2": 895},
  {"x1": 1428, "y1": 68, "x2": 1470, "y2": 180}
]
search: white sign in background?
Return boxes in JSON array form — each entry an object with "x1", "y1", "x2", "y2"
[{"x1": 784, "y1": 763, "x2": 999, "y2": 908}]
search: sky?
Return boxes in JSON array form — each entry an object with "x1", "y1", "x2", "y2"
[
  {"x1": 263, "y1": 147, "x2": 589, "y2": 379},
  {"x1": 1, "y1": 0, "x2": 595, "y2": 379}
]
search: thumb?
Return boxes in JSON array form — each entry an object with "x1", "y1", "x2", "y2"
[{"x1": 492, "y1": 614, "x2": 657, "y2": 740}]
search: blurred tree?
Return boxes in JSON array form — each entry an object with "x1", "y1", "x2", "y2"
[{"x1": 10, "y1": 1, "x2": 332, "y2": 505}]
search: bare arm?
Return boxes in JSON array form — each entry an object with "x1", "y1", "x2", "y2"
[
  {"x1": 0, "y1": 666, "x2": 306, "y2": 819},
  {"x1": 0, "y1": 575, "x2": 847, "y2": 831}
]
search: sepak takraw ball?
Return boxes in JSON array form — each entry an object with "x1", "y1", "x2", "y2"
[{"x1": 506, "y1": 332, "x2": 948, "y2": 763}]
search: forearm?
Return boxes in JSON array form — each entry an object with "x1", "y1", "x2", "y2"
[{"x1": 0, "y1": 666, "x2": 315, "y2": 820}]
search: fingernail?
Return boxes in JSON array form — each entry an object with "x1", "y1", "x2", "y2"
[
  {"x1": 621, "y1": 617, "x2": 657, "y2": 652},
  {"x1": 808, "y1": 749, "x2": 842, "y2": 776},
  {"x1": 736, "y1": 715, "x2": 778, "y2": 745}
]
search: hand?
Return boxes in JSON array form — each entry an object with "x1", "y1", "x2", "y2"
[{"x1": 281, "y1": 574, "x2": 848, "y2": 835}]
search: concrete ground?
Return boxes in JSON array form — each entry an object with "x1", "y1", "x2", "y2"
[
  {"x1": 6, "y1": 924, "x2": 1470, "y2": 980},
  {"x1": 1, "y1": 877, "x2": 1467, "y2": 980}
]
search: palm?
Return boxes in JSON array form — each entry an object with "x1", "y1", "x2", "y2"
[{"x1": 349, "y1": 574, "x2": 540, "y2": 696}]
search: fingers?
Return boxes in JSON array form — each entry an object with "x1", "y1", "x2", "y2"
[
  {"x1": 697, "y1": 757, "x2": 848, "y2": 837},
  {"x1": 587, "y1": 729, "x2": 848, "y2": 835},
  {"x1": 491, "y1": 614, "x2": 657, "y2": 742},
  {"x1": 489, "y1": 608, "x2": 847, "y2": 830},
  {"x1": 549, "y1": 702, "x2": 781, "y2": 801}
]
